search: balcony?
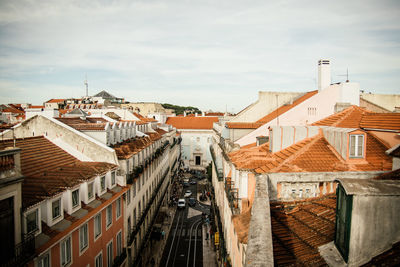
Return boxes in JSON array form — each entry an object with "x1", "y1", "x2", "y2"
[
  {"x1": 209, "y1": 145, "x2": 223, "y2": 181},
  {"x1": 2, "y1": 233, "x2": 35, "y2": 267},
  {"x1": 112, "y1": 249, "x2": 127, "y2": 267},
  {"x1": 225, "y1": 178, "x2": 240, "y2": 215},
  {"x1": 128, "y1": 167, "x2": 170, "y2": 245}
]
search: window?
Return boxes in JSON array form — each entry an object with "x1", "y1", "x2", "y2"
[
  {"x1": 107, "y1": 241, "x2": 113, "y2": 267},
  {"x1": 94, "y1": 213, "x2": 102, "y2": 238},
  {"x1": 101, "y1": 176, "x2": 106, "y2": 192},
  {"x1": 72, "y1": 189, "x2": 80, "y2": 208},
  {"x1": 349, "y1": 134, "x2": 364, "y2": 158},
  {"x1": 38, "y1": 253, "x2": 50, "y2": 267},
  {"x1": 116, "y1": 231, "x2": 122, "y2": 256},
  {"x1": 335, "y1": 185, "x2": 353, "y2": 262},
  {"x1": 52, "y1": 199, "x2": 61, "y2": 220},
  {"x1": 116, "y1": 198, "x2": 121, "y2": 219},
  {"x1": 106, "y1": 205, "x2": 112, "y2": 227},
  {"x1": 127, "y1": 188, "x2": 131, "y2": 205},
  {"x1": 95, "y1": 252, "x2": 103, "y2": 267},
  {"x1": 26, "y1": 209, "x2": 39, "y2": 234},
  {"x1": 195, "y1": 156, "x2": 201, "y2": 165},
  {"x1": 111, "y1": 171, "x2": 116, "y2": 186},
  {"x1": 88, "y1": 182, "x2": 94, "y2": 200},
  {"x1": 60, "y1": 236, "x2": 71, "y2": 266},
  {"x1": 79, "y1": 223, "x2": 88, "y2": 252}
]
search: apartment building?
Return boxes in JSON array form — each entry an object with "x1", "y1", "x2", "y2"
[
  {"x1": 0, "y1": 108, "x2": 181, "y2": 266},
  {"x1": 210, "y1": 105, "x2": 399, "y2": 266}
]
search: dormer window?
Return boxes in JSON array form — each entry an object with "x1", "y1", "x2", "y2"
[
  {"x1": 349, "y1": 134, "x2": 364, "y2": 158},
  {"x1": 52, "y1": 198, "x2": 61, "y2": 220},
  {"x1": 72, "y1": 189, "x2": 80, "y2": 208},
  {"x1": 100, "y1": 176, "x2": 106, "y2": 192},
  {"x1": 111, "y1": 171, "x2": 116, "y2": 186},
  {"x1": 88, "y1": 182, "x2": 94, "y2": 200},
  {"x1": 26, "y1": 209, "x2": 39, "y2": 234}
]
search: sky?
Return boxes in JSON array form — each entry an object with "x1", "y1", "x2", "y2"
[{"x1": 0, "y1": 0, "x2": 399, "y2": 113}]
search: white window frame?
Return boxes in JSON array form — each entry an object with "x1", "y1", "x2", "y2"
[
  {"x1": 52, "y1": 198, "x2": 62, "y2": 220},
  {"x1": 26, "y1": 208, "x2": 39, "y2": 235},
  {"x1": 37, "y1": 252, "x2": 50, "y2": 267},
  {"x1": 95, "y1": 251, "x2": 103, "y2": 267},
  {"x1": 79, "y1": 223, "x2": 89, "y2": 254},
  {"x1": 100, "y1": 176, "x2": 106, "y2": 193},
  {"x1": 116, "y1": 231, "x2": 122, "y2": 257},
  {"x1": 111, "y1": 171, "x2": 116, "y2": 187},
  {"x1": 349, "y1": 134, "x2": 364, "y2": 158},
  {"x1": 60, "y1": 236, "x2": 72, "y2": 266},
  {"x1": 127, "y1": 187, "x2": 131, "y2": 205},
  {"x1": 107, "y1": 239, "x2": 113, "y2": 267},
  {"x1": 106, "y1": 204, "x2": 112, "y2": 228},
  {"x1": 116, "y1": 198, "x2": 121, "y2": 219},
  {"x1": 94, "y1": 213, "x2": 102, "y2": 240},
  {"x1": 72, "y1": 189, "x2": 80, "y2": 208},
  {"x1": 88, "y1": 182, "x2": 94, "y2": 201}
]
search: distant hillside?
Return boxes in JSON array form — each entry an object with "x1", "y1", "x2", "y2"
[{"x1": 162, "y1": 103, "x2": 201, "y2": 115}]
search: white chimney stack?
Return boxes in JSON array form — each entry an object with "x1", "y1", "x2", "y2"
[{"x1": 318, "y1": 59, "x2": 331, "y2": 91}]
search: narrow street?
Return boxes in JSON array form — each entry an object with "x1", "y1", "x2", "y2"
[{"x1": 159, "y1": 178, "x2": 212, "y2": 267}]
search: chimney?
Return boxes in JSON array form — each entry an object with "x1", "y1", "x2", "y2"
[
  {"x1": 318, "y1": 59, "x2": 331, "y2": 91},
  {"x1": 256, "y1": 136, "x2": 269, "y2": 146},
  {"x1": 202, "y1": 111, "x2": 205, "y2": 116},
  {"x1": 195, "y1": 112, "x2": 198, "y2": 117},
  {"x1": 184, "y1": 111, "x2": 186, "y2": 117}
]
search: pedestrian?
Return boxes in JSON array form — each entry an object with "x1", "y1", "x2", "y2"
[
  {"x1": 206, "y1": 232, "x2": 209, "y2": 240},
  {"x1": 161, "y1": 230, "x2": 165, "y2": 240}
]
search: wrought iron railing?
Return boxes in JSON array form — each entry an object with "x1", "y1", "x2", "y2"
[
  {"x1": 2, "y1": 232, "x2": 35, "y2": 267},
  {"x1": 209, "y1": 145, "x2": 223, "y2": 181}
]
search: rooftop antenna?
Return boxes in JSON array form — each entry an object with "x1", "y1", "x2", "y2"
[
  {"x1": 337, "y1": 68, "x2": 349, "y2": 82},
  {"x1": 84, "y1": 74, "x2": 89, "y2": 97}
]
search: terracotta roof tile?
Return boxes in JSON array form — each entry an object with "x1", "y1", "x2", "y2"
[
  {"x1": 230, "y1": 132, "x2": 392, "y2": 173},
  {"x1": 113, "y1": 136, "x2": 153, "y2": 159},
  {"x1": 313, "y1": 105, "x2": 370, "y2": 128},
  {"x1": 360, "y1": 113, "x2": 400, "y2": 131},
  {"x1": 0, "y1": 137, "x2": 117, "y2": 209},
  {"x1": 270, "y1": 194, "x2": 336, "y2": 266},
  {"x1": 45, "y1": 99, "x2": 65, "y2": 103},
  {"x1": 55, "y1": 117, "x2": 109, "y2": 131},
  {"x1": 226, "y1": 122, "x2": 263, "y2": 129},
  {"x1": 155, "y1": 128, "x2": 168, "y2": 135},
  {"x1": 165, "y1": 116, "x2": 219, "y2": 129}
]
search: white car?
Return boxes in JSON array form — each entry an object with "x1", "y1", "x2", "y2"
[
  {"x1": 177, "y1": 199, "x2": 186, "y2": 209},
  {"x1": 184, "y1": 190, "x2": 192, "y2": 198}
]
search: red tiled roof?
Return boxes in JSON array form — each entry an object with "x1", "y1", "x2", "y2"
[
  {"x1": 146, "y1": 132, "x2": 162, "y2": 142},
  {"x1": 165, "y1": 116, "x2": 219, "y2": 129},
  {"x1": 226, "y1": 122, "x2": 263, "y2": 129},
  {"x1": 0, "y1": 136, "x2": 117, "y2": 208},
  {"x1": 155, "y1": 128, "x2": 168, "y2": 135},
  {"x1": 46, "y1": 99, "x2": 65, "y2": 103},
  {"x1": 229, "y1": 132, "x2": 392, "y2": 173},
  {"x1": 270, "y1": 194, "x2": 336, "y2": 266},
  {"x1": 29, "y1": 105, "x2": 44, "y2": 109},
  {"x1": 113, "y1": 136, "x2": 153, "y2": 159},
  {"x1": 360, "y1": 113, "x2": 400, "y2": 131},
  {"x1": 0, "y1": 104, "x2": 25, "y2": 114},
  {"x1": 55, "y1": 117, "x2": 109, "y2": 131},
  {"x1": 226, "y1": 91, "x2": 318, "y2": 129},
  {"x1": 312, "y1": 105, "x2": 370, "y2": 128}
]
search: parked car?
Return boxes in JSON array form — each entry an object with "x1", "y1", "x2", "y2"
[
  {"x1": 188, "y1": 197, "x2": 196, "y2": 207},
  {"x1": 177, "y1": 199, "x2": 186, "y2": 209},
  {"x1": 190, "y1": 180, "x2": 197, "y2": 185},
  {"x1": 183, "y1": 182, "x2": 190, "y2": 187},
  {"x1": 184, "y1": 190, "x2": 192, "y2": 198}
]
